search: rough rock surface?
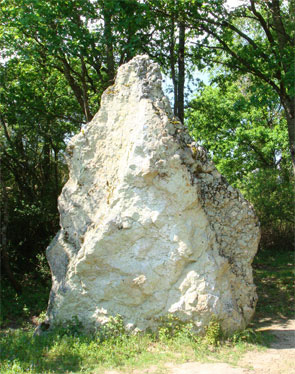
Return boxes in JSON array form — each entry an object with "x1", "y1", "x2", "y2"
[{"x1": 45, "y1": 55, "x2": 260, "y2": 333}]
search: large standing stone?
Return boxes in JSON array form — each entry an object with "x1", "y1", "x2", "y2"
[{"x1": 45, "y1": 55, "x2": 260, "y2": 334}]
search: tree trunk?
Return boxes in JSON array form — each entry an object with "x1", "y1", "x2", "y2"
[
  {"x1": 177, "y1": 21, "x2": 185, "y2": 123},
  {"x1": 284, "y1": 97, "x2": 295, "y2": 174},
  {"x1": 0, "y1": 183, "x2": 22, "y2": 294},
  {"x1": 52, "y1": 146, "x2": 59, "y2": 205},
  {"x1": 269, "y1": 0, "x2": 295, "y2": 173},
  {"x1": 60, "y1": 57, "x2": 93, "y2": 122},
  {"x1": 103, "y1": 3, "x2": 115, "y2": 85},
  {"x1": 80, "y1": 56, "x2": 93, "y2": 122},
  {"x1": 41, "y1": 138, "x2": 51, "y2": 197},
  {"x1": 169, "y1": 16, "x2": 178, "y2": 117}
]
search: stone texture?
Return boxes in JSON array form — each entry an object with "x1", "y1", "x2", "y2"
[{"x1": 45, "y1": 55, "x2": 260, "y2": 333}]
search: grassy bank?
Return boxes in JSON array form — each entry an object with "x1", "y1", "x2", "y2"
[{"x1": 0, "y1": 249, "x2": 294, "y2": 374}]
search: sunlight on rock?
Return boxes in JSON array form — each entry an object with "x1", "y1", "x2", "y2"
[{"x1": 45, "y1": 55, "x2": 260, "y2": 334}]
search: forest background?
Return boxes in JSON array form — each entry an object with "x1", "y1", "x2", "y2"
[{"x1": 0, "y1": 0, "x2": 294, "y2": 306}]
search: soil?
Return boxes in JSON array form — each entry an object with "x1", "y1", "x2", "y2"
[
  {"x1": 238, "y1": 318, "x2": 295, "y2": 374},
  {"x1": 104, "y1": 319, "x2": 295, "y2": 374}
]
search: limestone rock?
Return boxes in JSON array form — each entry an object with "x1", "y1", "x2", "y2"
[{"x1": 45, "y1": 55, "x2": 260, "y2": 333}]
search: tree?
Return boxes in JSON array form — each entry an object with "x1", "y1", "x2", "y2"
[
  {"x1": 1, "y1": 0, "x2": 152, "y2": 123},
  {"x1": 0, "y1": 0, "x2": 163, "y2": 287},
  {"x1": 146, "y1": 0, "x2": 197, "y2": 123},
  {"x1": 187, "y1": 76, "x2": 294, "y2": 249},
  {"x1": 2, "y1": 0, "x2": 292, "y2": 286},
  {"x1": 0, "y1": 54, "x2": 83, "y2": 287},
  {"x1": 183, "y1": 0, "x2": 295, "y2": 172},
  {"x1": 145, "y1": 0, "x2": 294, "y2": 170}
]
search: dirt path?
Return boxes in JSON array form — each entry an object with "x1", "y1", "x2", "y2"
[
  {"x1": 238, "y1": 318, "x2": 295, "y2": 374},
  {"x1": 167, "y1": 319, "x2": 295, "y2": 374},
  {"x1": 105, "y1": 319, "x2": 295, "y2": 374}
]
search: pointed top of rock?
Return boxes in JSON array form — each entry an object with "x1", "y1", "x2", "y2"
[{"x1": 99, "y1": 54, "x2": 170, "y2": 114}]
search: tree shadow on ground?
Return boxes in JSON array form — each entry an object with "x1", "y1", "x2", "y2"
[
  {"x1": 252, "y1": 249, "x2": 294, "y2": 324},
  {"x1": 0, "y1": 329, "x2": 92, "y2": 374},
  {"x1": 248, "y1": 248, "x2": 295, "y2": 350}
]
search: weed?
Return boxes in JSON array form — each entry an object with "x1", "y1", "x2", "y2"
[
  {"x1": 53, "y1": 316, "x2": 84, "y2": 337},
  {"x1": 36, "y1": 310, "x2": 47, "y2": 324},
  {"x1": 156, "y1": 314, "x2": 195, "y2": 342},
  {"x1": 98, "y1": 314, "x2": 126, "y2": 342},
  {"x1": 230, "y1": 328, "x2": 266, "y2": 345},
  {"x1": 204, "y1": 317, "x2": 223, "y2": 346},
  {"x1": 35, "y1": 253, "x2": 51, "y2": 280}
]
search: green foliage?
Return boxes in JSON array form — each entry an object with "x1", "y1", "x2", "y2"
[
  {"x1": 1, "y1": 7, "x2": 294, "y2": 374},
  {"x1": 230, "y1": 328, "x2": 263, "y2": 345},
  {"x1": 156, "y1": 314, "x2": 195, "y2": 341},
  {"x1": 95, "y1": 314, "x2": 127, "y2": 343},
  {"x1": 0, "y1": 54, "x2": 82, "y2": 283},
  {"x1": 0, "y1": 278, "x2": 50, "y2": 327},
  {"x1": 183, "y1": 0, "x2": 295, "y2": 169},
  {"x1": 0, "y1": 0, "x2": 155, "y2": 120},
  {"x1": 187, "y1": 77, "x2": 294, "y2": 249},
  {"x1": 204, "y1": 317, "x2": 223, "y2": 346},
  {"x1": 3, "y1": 0, "x2": 292, "y2": 293},
  {"x1": 53, "y1": 316, "x2": 85, "y2": 337},
  {"x1": 36, "y1": 311, "x2": 47, "y2": 325},
  {"x1": 0, "y1": 0, "x2": 159, "y2": 290},
  {"x1": 35, "y1": 253, "x2": 51, "y2": 281},
  {"x1": 0, "y1": 0, "x2": 198, "y2": 288}
]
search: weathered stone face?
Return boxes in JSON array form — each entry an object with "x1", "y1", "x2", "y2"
[{"x1": 45, "y1": 55, "x2": 260, "y2": 333}]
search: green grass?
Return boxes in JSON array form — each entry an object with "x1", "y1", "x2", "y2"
[
  {"x1": 0, "y1": 248, "x2": 293, "y2": 374},
  {"x1": 252, "y1": 248, "x2": 294, "y2": 321},
  {"x1": 1, "y1": 327, "x2": 152, "y2": 374},
  {"x1": 0, "y1": 279, "x2": 50, "y2": 328},
  {"x1": 0, "y1": 319, "x2": 271, "y2": 374}
]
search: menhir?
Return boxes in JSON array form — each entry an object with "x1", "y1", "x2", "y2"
[{"x1": 43, "y1": 55, "x2": 260, "y2": 334}]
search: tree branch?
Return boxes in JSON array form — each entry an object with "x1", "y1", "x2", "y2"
[{"x1": 249, "y1": 0, "x2": 275, "y2": 45}]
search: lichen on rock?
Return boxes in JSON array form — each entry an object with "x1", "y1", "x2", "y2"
[{"x1": 45, "y1": 55, "x2": 260, "y2": 334}]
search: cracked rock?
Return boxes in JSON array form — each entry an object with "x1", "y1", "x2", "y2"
[{"x1": 45, "y1": 55, "x2": 260, "y2": 333}]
